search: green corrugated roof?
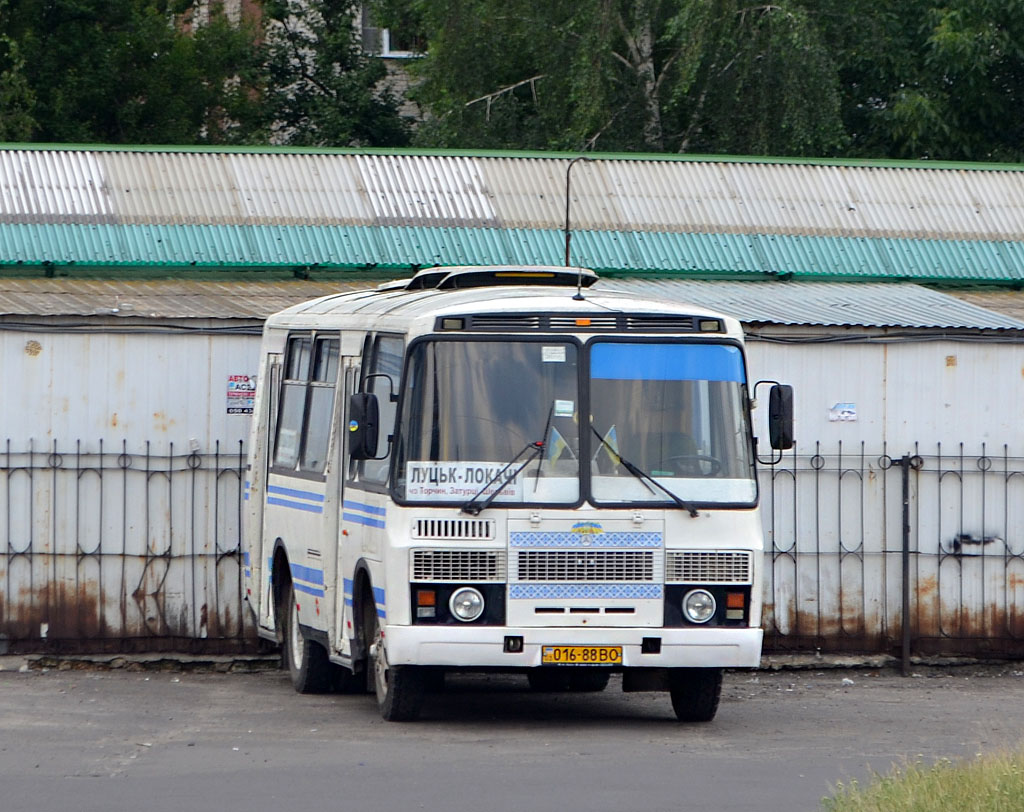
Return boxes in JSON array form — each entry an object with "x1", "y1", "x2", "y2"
[{"x1": 2, "y1": 223, "x2": 1023, "y2": 283}]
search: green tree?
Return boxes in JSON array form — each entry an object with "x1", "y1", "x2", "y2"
[
  {"x1": 814, "y1": 0, "x2": 1024, "y2": 162},
  {"x1": 261, "y1": 0, "x2": 410, "y2": 146},
  {"x1": 0, "y1": 2, "x2": 35, "y2": 141},
  {"x1": 3, "y1": 0, "x2": 264, "y2": 144},
  {"x1": 391, "y1": 0, "x2": 847, "y2": 156}
]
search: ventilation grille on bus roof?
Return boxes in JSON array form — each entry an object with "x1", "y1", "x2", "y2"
[
  {"x1": 404, "y1": 266, "x2": 600, "y2": 291},
  {"x1": 435, "y1": 313, "x2": 722, "y2": 333}
]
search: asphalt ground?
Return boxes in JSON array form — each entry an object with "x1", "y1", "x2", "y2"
[{"x1": 2, "y1": 655, "x2": 1023, "y2": 812}]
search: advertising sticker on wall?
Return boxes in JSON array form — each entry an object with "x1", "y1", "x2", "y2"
[{"x1": 227, "y1": 374, "x2": 257, "y2": 414}]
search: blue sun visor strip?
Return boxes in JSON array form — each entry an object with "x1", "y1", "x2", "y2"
[{"x1": 591, "y1": 342, "x2": 745, "y2": 383}]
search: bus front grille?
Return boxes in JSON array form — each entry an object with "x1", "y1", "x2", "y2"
[
  {"x1": 665, "y1": 551, "x2": 753, "y2": 584},
  {"x1": 515, "y1": 550, "x2": 656, "y2": 582},
  {"x1": 411, "y1": 549, "x2": 506, "y2": 582}
]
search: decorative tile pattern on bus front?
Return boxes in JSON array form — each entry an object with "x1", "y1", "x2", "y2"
[{"x1": 506, "y1": 520, "x2": 666, "y2": 627}]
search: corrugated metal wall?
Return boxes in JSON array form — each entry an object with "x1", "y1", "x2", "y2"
[{"x1": 2, "y1": 324, "x2": 1023, "y2": 656}]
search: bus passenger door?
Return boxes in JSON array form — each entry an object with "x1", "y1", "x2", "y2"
[
  {"x1": 333, "y1": 360, "x2": 359, "y2": 659},
  {"x1": 245, "y1": 353, "x2": 279, "y2": 634},
  {"x1": 255, "y1": 355, "x2": 282, "y2": 633},
  {"x1": 334, "y1": 334, "x2": 404, "y2": 659}
]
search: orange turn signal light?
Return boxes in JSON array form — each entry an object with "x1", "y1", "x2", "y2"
[{"x1": 417, "y1": 589, "x2": 437, "y2": 607}]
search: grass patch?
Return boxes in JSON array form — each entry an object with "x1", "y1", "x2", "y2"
[{"x1": 822, "y1": 749, "x2": 1024, "y2": 812}]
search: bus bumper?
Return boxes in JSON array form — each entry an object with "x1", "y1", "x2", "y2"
[{"x1": 382, "y1": 625, "x2": 763, "y2": 669}]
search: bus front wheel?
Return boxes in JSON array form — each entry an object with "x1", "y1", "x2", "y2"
[
  {"x1": 668, "y1": 667, "x2": 723, "y2": 722},
  {"x1": 368, "y1": 608, "x2": 425, "y2": 721}
]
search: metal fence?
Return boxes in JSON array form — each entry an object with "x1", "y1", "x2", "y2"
[
  {"x1": 3, "y1": 439, "x2": 1023, "y2": 659},
  {"x1": 762, "y1": 442, "x2": 1024, "y2": 661},
  {"x1": 0, "y1": 439, "x2": 252, "y2": 654}
]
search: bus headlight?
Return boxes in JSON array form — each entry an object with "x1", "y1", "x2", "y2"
[
  {"x1": 449, "y1": 587, "x2": 485, "y2": 622},
  {"x1": 682, "y1": 589, "x2": 716, "y2": 624}
]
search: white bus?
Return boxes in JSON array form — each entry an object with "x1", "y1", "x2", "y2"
[{"x1": 243, "y1": 266, "x2": 793, "y2": 721}]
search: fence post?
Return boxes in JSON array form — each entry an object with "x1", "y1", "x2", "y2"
[{"x1": 900, "y1": 454, "x2": 911, "y2": 676}]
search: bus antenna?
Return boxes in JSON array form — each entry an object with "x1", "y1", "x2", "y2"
[{"x1": 564, "y1": 156, "x2": 591, "y2": 300}]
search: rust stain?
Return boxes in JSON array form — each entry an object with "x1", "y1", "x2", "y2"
[
  {"x1": 6, "y1": 577, "x2": 104, "y2": 642},
  {"x1": 110, "y1": 412, "x2": 119, "y2": 428},
  {"x1": 24, "y1": 339, "x2": 42, "y2": 357},
  {"x1": 917, "y1": 575, "x2": 938, "y2": 599},
  {"x1": 1008, "y1": 573, "x2": 1024, "y2": 591}
]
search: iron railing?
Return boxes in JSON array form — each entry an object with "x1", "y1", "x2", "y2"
[{"x1": 3, "y1": 438, "x2": 1023, "y2": 660}]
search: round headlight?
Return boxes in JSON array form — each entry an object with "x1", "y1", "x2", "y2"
[
  {"x1": 682, "y1": 589, "x2": 716, "y2": 624},
  {"x1": 449, "y1": 587, "x2": 485, "y2": 622}
]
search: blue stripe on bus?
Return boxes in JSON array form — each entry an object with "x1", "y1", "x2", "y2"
[
  {"x1": 268, "y1": 484, "x2": 325, "y2": 502},
  {"x1": 343, "y1": 500, "x2": 387, "y2": 516},
  {"x1": 268, "y1": 496, "x2": 324, "y2": 514},
  {"x1": 293, "y1": 582, "x2": 326, "y2": 598},
  {"x1": 373, "y1": 586, "x2": 386, "y2": 604},
  {"x1": 291, "y1": 564, "x2": 325, "y2": 585},
  {"x1": 343, "y1": 512, "x2": 386, "y2": 529}
]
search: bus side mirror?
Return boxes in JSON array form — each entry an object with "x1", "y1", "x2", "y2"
[
  {"x1": 768, "y1": 384, "x2": 794, "y2": 450},
  {"x1": 348, "y1": 393, "x2": 380, "y2": 460}
]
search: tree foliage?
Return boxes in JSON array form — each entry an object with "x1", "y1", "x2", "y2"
[
  {"x1": 261, "y1": 0, "x2": 409, "y2": 146},
  {"x1": 1, "y1": 0, "x2": 1022, "y2": 160},
  {"x1": 1, "y1": 0, "x2": 266, "y2": 144},
  {"x1": 388, "y1": 0, "x2": 846, "y2": 156}
]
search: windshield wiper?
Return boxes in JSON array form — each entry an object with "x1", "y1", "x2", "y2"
[
  {"x1": 460, "y1": 440, "x2": 545, "y2": 516},
  {"x1": 590, "y1": 426, "x2": 699, "y2": 517}
]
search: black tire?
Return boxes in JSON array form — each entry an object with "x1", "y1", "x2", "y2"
[
  {"x1": 567, "y1": 669, "x2": 611, "y2": 692},
  {"x1": 368, "y1": 602, "x2": 426, "y2": 721},
  {"x1": 283, "y1": 581, "x2": 334, "y2": 694},
  {"x1": 669, "y1": 667, "x2": 723, "y2": 722},
  {"x1": 329, "y1": 662, "x2": 365, "y2": 694},
  {"x1": 526, "y1": 667, "x2": 571, "y2": 692}
]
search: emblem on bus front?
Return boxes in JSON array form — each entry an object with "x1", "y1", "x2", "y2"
[{"x1": 571, "y1": 521, "x2": 603, "y2": 534}]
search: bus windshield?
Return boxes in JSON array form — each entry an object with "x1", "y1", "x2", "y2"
[
  {"x1": 393, "y1": 338, "x2": 756, "y2": 507},
  {"x1": 395, "y1": 340, "x2": 581, "y2": 505},
  {"x1": 588, "y1": 342, "x2": 756, "y2": 505}
]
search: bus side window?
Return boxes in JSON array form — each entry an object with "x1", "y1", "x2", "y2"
[
  {"x1": 273, "y1": 335, "x2": 311, "y2": 469},
  {"x1": 356, "y1": 334, "x2": 404, "y2": 486},
  {"x1": 301, "y1": 337, "x2": 340, "y2": 471},
  {"x1": 272, "y1": 333, "x2": 340, "y2": 474}
]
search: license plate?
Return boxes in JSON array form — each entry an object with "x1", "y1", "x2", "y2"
[{"x1": 541, "y1": 645, "x2": 622, "y2": 665}]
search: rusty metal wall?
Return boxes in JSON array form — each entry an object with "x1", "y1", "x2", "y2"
[
  {"x1": 0, "y1": 440, "x2": 252, "y2": 653},
  {"x1": 3, "y1": 436, "x2": 1023, "y2": 657},
  {"x1": 762, "y1": 443, "x2": 1024, "y2": 658}
]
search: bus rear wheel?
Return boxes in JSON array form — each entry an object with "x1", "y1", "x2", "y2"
[
  {"x1": 368, "y1": 607, "x2": 425, "y2": 721},
  {"x1": 283, "y1": 581, "x2": 333, "y2": 694},
  {"x1": 668, "y1": 667, "x2": 723, "y2": 722}
]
